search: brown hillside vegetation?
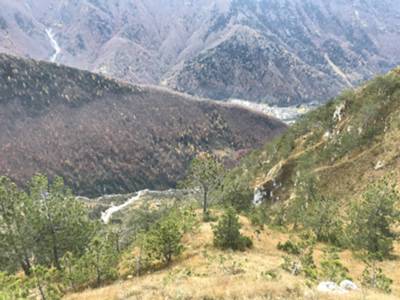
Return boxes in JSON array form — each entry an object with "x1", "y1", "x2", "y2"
[
  {"x1": 0, "y1": 54, "x2": 286, "y2": 196},
  {"x1": 65, "y1": 212, "x2": 400, "y2": 300}
]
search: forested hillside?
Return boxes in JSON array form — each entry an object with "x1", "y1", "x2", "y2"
[{"x1": 0, "y1": 54, "x2": 285, "y2": 196}]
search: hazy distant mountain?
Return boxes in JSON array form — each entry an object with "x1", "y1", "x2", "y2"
[
  {"x1": 0, "y1": 54, "x2": 285, "y2": 196},
  {"x1": 1, "y1": 0, "x2": 400, "y2": 105}
]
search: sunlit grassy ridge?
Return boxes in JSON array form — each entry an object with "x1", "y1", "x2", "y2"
[{"x1": 222, "y1": 67, "x2": 400, "y2": 204}]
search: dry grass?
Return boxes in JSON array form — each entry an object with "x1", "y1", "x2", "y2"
[{"x1": 65, "y1": 213, "x2": 400, "y2": 300}]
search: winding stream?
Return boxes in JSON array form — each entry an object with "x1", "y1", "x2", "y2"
[
  {"x1": 45, "y1": 28, "x2": 61, "y2": 62},
  {"x1": 101, "y1": 190, "x2": 147, "y2": 224}
]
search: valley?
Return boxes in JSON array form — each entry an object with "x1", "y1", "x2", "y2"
[
  {"x1": 1, "y1": 1, "x2": 400, "y2": 300},
  {"x1": 228, "y1": 99, "x2": 316, "y2": 124},
  {"x1": 2, "y1": 68, "x2": 398, "y2": 300}
]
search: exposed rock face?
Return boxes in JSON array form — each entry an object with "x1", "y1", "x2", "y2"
[
  {"x1": 0, "y1": 54, "x2": 286, "y2": 196},
  {"x1": 1, "y1": 0, "x2": 400, "y2": 105}
]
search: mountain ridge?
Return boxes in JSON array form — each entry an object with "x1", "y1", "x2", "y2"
[{"x1": 1, "y1": 0, "x2": 400, "y2": 105}]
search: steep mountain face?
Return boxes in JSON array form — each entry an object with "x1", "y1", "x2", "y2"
[
  {"x1": 0, "y1": 54, "x2": 286, "y2": 196},
  {"x1": 167, "y1": 0, "x2": 400, "y2": 104},
  {"x1": 1, "y1": 0, "x2": 400, "y2": 105},
  {"x1": 223, "y1": 67, "x2": 400, "y2": 204}
]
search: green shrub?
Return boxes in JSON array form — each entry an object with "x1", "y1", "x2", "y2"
[
  {"x1": 300, "y1": 247, "x2": 318, "y2": 281},
  {"x1": 220, "y1": 182, "x2": 254, "y2": 212},
  {"x1": 213, "y1": 208, "x2": 252, "y2": 251},
  {"x1": 217, "y1": 254, "x2": 245, "y2": 275},
  {"x1": 281, "y1": 255, "x2": 301, "y2": 276},
  {"x1": 240, "y1": 236, "x2": 253, "y2": 249},
  {"x1": 83, "y1": 234, "x2": 119, "y2": 287},
  {"x1": 181, "y1": 153, "x2": 224, "y2": 217},
  {"x1": 269, "y1": 203, "x2": 287, "y2": 227},
  {"x1": 248, "y1": 206, "x2": 270, "y2": 228},
  {"x1": 142, "y1": 214, "x2": 184, "y2": 265},
  {"x1": 123, "y1": 202, "x2": 171, "y2": 246},
  {"x1": 202, "y1": 210, "x2": 218, "y2": 223},
  {"x1": 347, "y1": 179, "x2": 400, "y2": 260},
  {"x1": 287, "y1": 176, "x2": 343, "y2": 245},
  {"x1": 0, "y1": 272, "x2": 30, "y2": 299},
  {"x1": 60, "y1": 251, "x2": 92, "y2": 291},
  {"x1": 178, "y1": 206, "x2": 198, "y2": 233},
  {"x1": 261, "y1": 269, "x2": 280, "y2": 281},
  {"x1": 361, "y1": 263, "x2": 393, "y2": 294},
  {"x1": 29, "y1": 265, "x2": 63, "y2": 300},
  {"x1": 319, "y1": 247, "x2": 350, "y2": 283},
  {"x1": 280, "y1": 234, "x2": 317, "y2": 281},
  {"x1": 277, "y1": 240, "x2": 301, "y2": 255}
]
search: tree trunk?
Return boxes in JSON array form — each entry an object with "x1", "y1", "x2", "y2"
[
  {"x1": 47, "y1": 211, "x2": 61, "y2": 270},
  {"x1": 51, "y1": 237, "x2": 61, "y2": 270},
  {"x1": 96, "y1": 251, "x2": 101, "y2": 287},
  {"x1": 136, "y1": 255, "x2": 141, "y2": 277},
  {"x1": 38, "y1": 284, "x2": 46, "y2": 300},
  {"x1": 203, "y1": 186, "x2": 208, "y2": 216},
  {"x1": 372, "y1": 262, "x2": 377, "y2": 288},
  {"x1": 21, "y1": 257, "x2": 32, "y2": 276},
  {"x1": 35, "y1": 275, "x2": 47, "y2": 300}
]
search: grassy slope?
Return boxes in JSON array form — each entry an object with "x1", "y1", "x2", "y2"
[
  {"x1": 223, "y1": 67, "x2": 400, "y2": 204},
  {"x1": 65, "y1": 211, "x2": 400, "y2": 300}
]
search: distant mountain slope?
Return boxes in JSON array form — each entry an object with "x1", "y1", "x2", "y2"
[
  {"x1": 222, "y1": 67, "x2": 400, "y2": 203},
  {"x1": 1, "y1": 0, "x2": 400, "y2": 105},
  {"x1": 0, "y1": 54, "x2": 286, "y2": 196},
  {"x1": 166, "y1": 0, "x2": 400, "y2": 104}
]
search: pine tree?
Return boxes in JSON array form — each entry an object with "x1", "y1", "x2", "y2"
[
  {"x1": 143, "y1": 215, "x2": 184, "y2": 265},
  {"x1": 288, "y1": 176, "x2": 342, "y2": 244},
  {"x1": 0, "y1": 176, "x2": 35, "y2": 275},
  {"x1": 84, "y1": 234, "x2": 119, "y2": 287},
  {"x1": 30, "y1": 175, "x2": 96, "y2": 270},
  {"x1": 213, "y1": 207, "x2": 252, "y2": 251},
  {"x1": 183, "y1": 153, "x2": 223, "y2": 219},
  {"x1": 347, "y1": 179, "x2": 400, "y2": 260}
]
